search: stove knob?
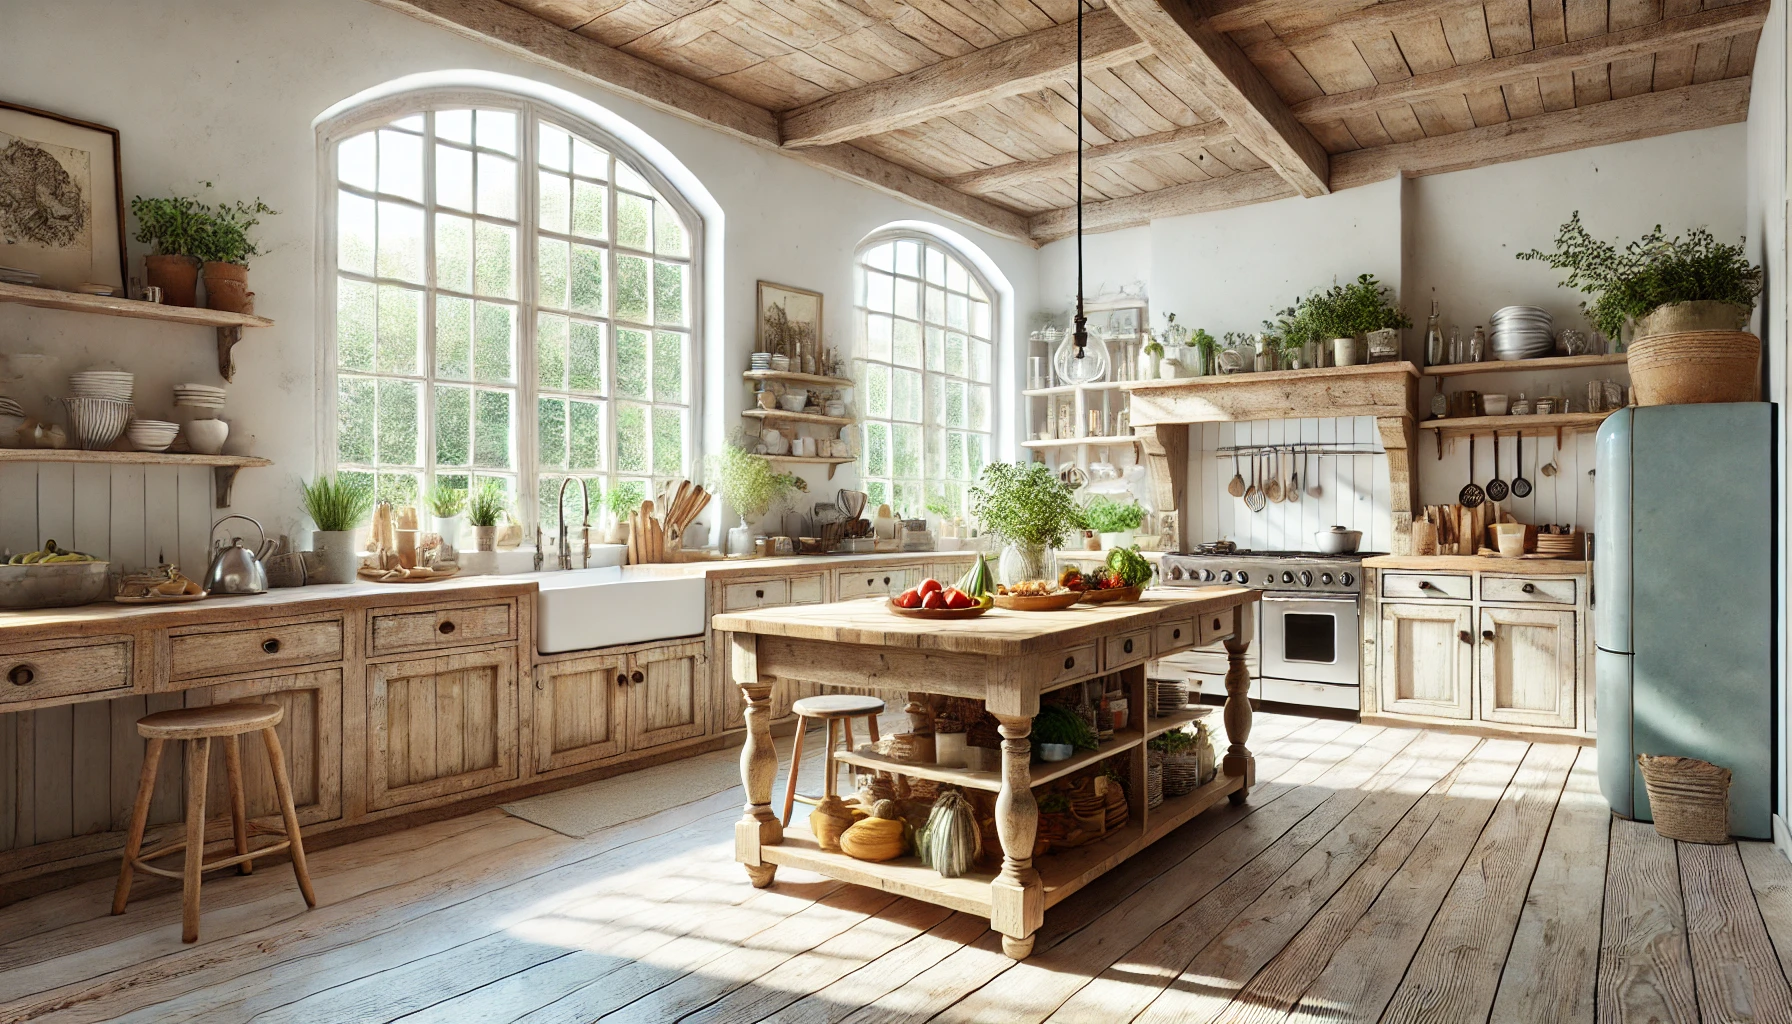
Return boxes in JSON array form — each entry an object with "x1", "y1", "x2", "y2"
[
  {"x1": 1340, "y1": 571, "x2": 1356, "y2": 587},
  {"x1": 1236, "y1": 570, "x2": 1250, "y2": 584},
  {"x1": 1300, "y1": 570, "x2": 1314, "y2": 587},
  {"x1": 1320, "y1": 572, "x2": 1334, "y2": 585},
  {"x1": 1202, "y1": 569, "x2": 1217, "y2": 582},
  {"x1": 1220, "y1": 570, "x2": 1233, "y2": 583},
  {"x1": 1170, "y1": 564, "x2": 1185, "y2": 580},
  {"x1": 1281, "y1": 570, "x2": 1294, "y2": 584}
]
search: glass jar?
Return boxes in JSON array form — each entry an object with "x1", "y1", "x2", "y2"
[
  {"x1": 1510, "y1": 392, "x2": 1532, "y2": 416},
  {"x1": 1468, "y1": 325, "x2": 1488, "y2": 362},
  {"x1": 1448, "y1": 325, "x2": 1464, "y2": 364},
  {"x1": 998, "y1": 540, "x2": 1056, "y2": 587}
]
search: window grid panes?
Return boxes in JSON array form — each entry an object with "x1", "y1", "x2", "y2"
[
  {"x1": 857, "y1": 238, "x2": 994, "y2": 519},
  {"x1": 331, "y1": 102, "x2": 696, "y2": 535}
]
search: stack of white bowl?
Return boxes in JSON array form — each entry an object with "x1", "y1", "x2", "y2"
[
  {"x1": 0, "y1": 396, "x2": 24, "y2": 447},
  {"x1": 1490, "y1": 306, "x2": 1555, "y2": 360},
  {"x1": 69, "y1": 370, "x2": 134, "y2": 402},
  {"x1": 125, "y1": 419, "x2": 180, "y2": 452},
  {"x1": 63, "y1": 371, "x2": 134, "y2": 450}
]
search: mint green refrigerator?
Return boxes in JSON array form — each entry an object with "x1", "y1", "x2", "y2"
[{"x1": 1595, "y1": 403, "x2": 1776, "y2": 839}]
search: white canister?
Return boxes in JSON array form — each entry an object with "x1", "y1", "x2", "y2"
[
  {"x1": 935, "y1": 731, "x2": 967, "y2": 769},
  {"x1": 1331, "y1": 337, "x2": 1359, "y2": 367}
]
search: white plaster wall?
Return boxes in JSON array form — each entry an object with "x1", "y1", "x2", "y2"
[{"x1": 0, "y1": 0, "x2": 1041, "y2": 551}]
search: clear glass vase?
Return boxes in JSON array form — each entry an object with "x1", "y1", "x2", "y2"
[
  {"x1": 727, "y1": 516, "x2": 753, "y2": 557},
  {"x1": 998, "y1": 541, "x2": 1057, "y2": 586}
]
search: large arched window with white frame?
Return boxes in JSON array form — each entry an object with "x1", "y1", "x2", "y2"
[
  {"x1": 855, "y1": 233, "x2": 996, "y2": 520},
  {"x1": 320, "y1": 91, "x2": 701, "y2": 535}
]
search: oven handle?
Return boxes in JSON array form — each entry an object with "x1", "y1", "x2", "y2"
[{"x1": 1261, "y1": 593, "x2": 1360, "y2": 604}]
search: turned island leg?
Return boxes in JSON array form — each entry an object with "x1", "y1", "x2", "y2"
[
  {"x1": 1223, "y1": 604, "x2": 1256, "y2": 804},
  {"x1": 991, "y1": 714, "x2": 1043, "y2": 959},
  {"x1": 732, "y1": 633, "x2": 782, "y2": 887}
]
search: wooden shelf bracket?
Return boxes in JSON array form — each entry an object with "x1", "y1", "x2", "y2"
[
  {"x1": 214, "y1": 466, "x2": 240, "y2": 508},
  {"x1": 218, "y1": 326, "x2": 242, "y2": 382}
]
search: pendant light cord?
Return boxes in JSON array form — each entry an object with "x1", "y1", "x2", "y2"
[{"x1": 1072, "y1": 0, "x2": 1088, "y2": 359}]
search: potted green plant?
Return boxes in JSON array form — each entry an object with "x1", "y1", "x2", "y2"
[
  {"x1": 129, "y1": 193, "x2": 207, "y2": 306},
  {"x1": 1518, "y1": 212, "x2": 1764, "y2": 404},
  {"x1": 603, "y1": 482, "x2": 643, "y2": 545},
  {"x1": 705, "y1": 440, "x2": 803, "y2": 556},
  {"x1": 300, "y1": 475, "x2": 374, "y2": 584},
  {"x1": 426, "y1": 481, "x2": 466, "y2": 549},
  {"x1": 192, "y1": 190, "x2": 277, "y2": 315},
  {"x1": 1082, "y1": 495, "x2": 1145, "y2": 548},
  {"x1": 925, "y1": 494, "x2": 962, "y2": 545},
  {"x1": 1293, "y1": 275, "x2": 1410, "y2": 367},
  {"x1": 1187, "y1": 327, "x2": 1219, "y2": 376},
  {"x1": 968, "y1": 461, "x2": 1084, "y2": 585},
  {"x1": 1139, "y1": 329, "x2": 1165, "y2": 381},
  {"x1": 467, "y1": 480, "x2": 508, "y2": 552}
]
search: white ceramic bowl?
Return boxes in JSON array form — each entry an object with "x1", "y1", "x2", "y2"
[
  {"x1": 777, "y1": 394, "x2": 808, "y2": 413},
  {"x1": 59, "y1": 397, "x2": 133, "y2": 450},
  {"x1": 126, "y1": 418, "x2": 180, "y2": 452},
  {"x1": 184, "y1": 418, "x2": 230, "y2": 455},
  {"x1": 1313, "y1": 527, "x2": 1362, "y2": 554},
  {"x1": 1482, "y1": 394, "x2": 1509, "y2": 415}
]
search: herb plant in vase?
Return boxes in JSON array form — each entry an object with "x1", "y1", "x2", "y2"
[
  {"x1": 706, "y1": 440, "x2": 803, "y2": 557},
  {"x1": 968, "y1": 462, "x2": 1084, "y2": 586},
  {"x1": 1082, "y1": 495, "x2": 1145, "y2": 549},
  {"x1": 1293, "y1": 275, "x2": 1410, "y2": 367},
  {"x1": 1187, "y1": 328, "x2": 1219, "y2": 376},
  {"x1": 130, "y1": 194, "x2": 207, "y2": 306},
  {"x1": 426, "y1": 482, "x2": 466, "y2": 549},
  {"x1": 301, "y1": 475, "x2": 374, "y2": 584},
  {"x1": 1139, "y1": 330, "x2": 1165, "y2": 381},
  {"x1": 1518, "y1": 212, "x2": 1763, "y2": 404},
  {"x1": 467, "y1": 481, "x2": 508, "y2": 553},
  {"x1": 192, "y1": 191, "x2": 277, "y2": 315},
  {"x1": 603, "y1": 483, "x2": 642, "y2": 545}
]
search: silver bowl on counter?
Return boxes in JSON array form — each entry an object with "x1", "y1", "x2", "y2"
[
  {"x1": 0, "y1": 560, "x2": 112, "y2": 610},
  {"x1": 1313, "y1": 527, "x2": 1362, "y2": 554}
]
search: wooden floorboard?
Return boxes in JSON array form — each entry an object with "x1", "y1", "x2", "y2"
[{"x1": 4, "y1": 712, "x2": 1792, "y2": 1024}]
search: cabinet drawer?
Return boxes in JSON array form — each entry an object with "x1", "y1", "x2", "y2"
[
  {"x1": 169, "y1": 618, "x2": 343, "y2": 681},
  {"x1": 1154, "y1": 618, "x2": 1197, "y2": 654},
  {"x1": 1381, "y1": 572, "x2": 1471, "y2": 601},
  {"x1": 1105, "y1": 629, "x2": 1152, "y2": 670},
  {"x1": 788, "y1": 573, "x2": 825, "y2": 606},
  {"x1": 1199, "y1": 608, "x2": 1237, "y2": 646},
  {"x1": 1481, "y1": 576, "x2": 1577, "y2": 605},
  {"x1": 834, "y1": 566, "x2": 919, "y2": 600},
  {"x1": 723, "y1": 579, "x2": 789, "y2": 612},
  {"x1": 1046, "y1": 644, "x2": 1099, "y2": 688},
  {"x1": 0, "y1": 636, "x2": 132, "y2": 708},
  {"x1": 371, "y1": 602, "x2": 514, "y2": 655}
]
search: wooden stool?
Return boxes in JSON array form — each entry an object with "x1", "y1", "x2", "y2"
[
  {"x1": 782, "y1": 694, "x2": 885, "y2": 826},
  {"x1": 112, "y1": 703, "x2": 316, "y2": 943}
]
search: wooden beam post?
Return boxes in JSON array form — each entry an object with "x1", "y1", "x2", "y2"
[
  {"x1": 1106, "y1": 0, "x2": 1330, "y2": 197},
  {"x1": 947, "y1": 121, "x2": 1231, "y2": 195}
]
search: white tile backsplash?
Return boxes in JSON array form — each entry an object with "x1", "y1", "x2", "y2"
[{"x1": 1186, "y1": 417, "x2": 1392, "y2": 553}]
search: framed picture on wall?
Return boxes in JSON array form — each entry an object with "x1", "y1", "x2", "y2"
[
  {"x1": 757, "y1": 280, "x2": 823, "y2": 358},
  {"x1": 0, "y1": 100, "x2": 126, "y2": 292}
]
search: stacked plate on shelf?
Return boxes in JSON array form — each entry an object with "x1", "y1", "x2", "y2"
[
  {"x1": 173, "y1": 382, "x2": 226, "y2": 413},
  {"x1": 69, "y1": 370, "x2": 134, "y2": 402},
  {"x1": 1490, "y1": 306, "x2": 1555, "y2": 360},
  {"x1": 0, "y1": 396, "x2": 25, "y2": 448},
  {"x1": 749, "y1": 352, "x2": 772, "y2": 371},
  {"x1": 0, "y1": 266, "x2": 41, "y2": 286}
]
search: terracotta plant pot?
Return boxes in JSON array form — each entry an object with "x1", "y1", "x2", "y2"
[
  {"x1": 1626, "y1": 330, "x2": 1761, "y2": 405},
  {"x1": 202, "y1": 261, "x2": 254, "y2": 314},
  {"x1": 145, "y1": 254, "x2": 200, "y2": 307}
]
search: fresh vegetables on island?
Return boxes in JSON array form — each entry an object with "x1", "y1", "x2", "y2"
[
  {"x1": 1056, "y1": 546, "x2": 1154, "y2": 592},
  {"x1": 953, "y1": 554, "x2": 993, "y2": 599},
  {"x1": 893, "y1": 574, "x2": 985, "y2": 610}
]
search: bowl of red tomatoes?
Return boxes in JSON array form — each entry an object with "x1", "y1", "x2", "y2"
[{"x1": 887, "y1": 577, "x2": 993, "y2": 619}]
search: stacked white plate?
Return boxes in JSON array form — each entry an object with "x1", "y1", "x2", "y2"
[
  {"x1": 125, "y1": 418, "x2": 180, "y2": 453},
  {"x1": 0, "y1": 396, "x2": 24, "y2": 448},
  {"x1": 69, "y1": 370, "x2": 134, "y2": 401},
  {"x1": 173, "y1": 382, "x2": 227, "y2": 415},
  {"x1": 0, "y1": 265, "x2": 41, "y2": 286},
  {"x1": 749, "y1": 352, "x2": 772, "y2": 371},
  {"x1": 1490, "y1": 306, "x2": 1555, "y2": 360}
]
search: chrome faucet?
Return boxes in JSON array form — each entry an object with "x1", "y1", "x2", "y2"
[{"x1": 557, "y1": 477, "x2": 591, "y2": 570}]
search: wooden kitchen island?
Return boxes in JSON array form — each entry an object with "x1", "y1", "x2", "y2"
[{"x1": 715, "y1": 587, "x2": 1260, "y2": 960}]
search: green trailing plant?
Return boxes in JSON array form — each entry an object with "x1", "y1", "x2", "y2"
[
  {"x1": 1081, "y1": 495, "x2": 1145, "y2": 533},
  {"x1": 1148, "y1": 729, "x2": 1199, "y2": 755},
  {"x1": 606, "y1": 480, "x2": 645, "y2": 522},
  {"x1": 131, "y1": 183, "x2": 278, "y2": 266},
  {"x1": 1516, "y1": 211, "x2": 1762, "y2": 339},
  {"x1": 467, "y1": 481, "x2": 508, "y2": 527},
  {"x1": 967, "y1": 462, "x2": 1084, "y2": 549},
  {"x1": 300, "y1": 475, "x2": 374, "y2": 533},
  {"x1": 706, "y1": 439, "x2": 803, "y2": 522},
  {"x1": 1293, "y1": 274, "x2": 1411, "y2": 340},
  {"x1": 425, "y1": 482, "x2": 466, "y2": 518},
  {"x1": 1032, "y1": 703, "x2": 1098, "y2": 751}
]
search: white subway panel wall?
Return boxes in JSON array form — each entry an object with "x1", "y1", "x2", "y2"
[
  {"x1": 0, "y1": 463, "x2": 213, "y2": 573},
  {"x1": 1186, "y1": 418, "x2": 1391, "y2": 553}
]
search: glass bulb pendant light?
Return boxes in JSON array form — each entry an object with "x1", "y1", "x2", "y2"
[{"x1": 1052, "y1": 0, "x2": 1107, "y2": 387}]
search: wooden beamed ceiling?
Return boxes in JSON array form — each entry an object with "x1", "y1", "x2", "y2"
[{"x1": 373, "y1": 0, "x2": 1765, "y2": 246}]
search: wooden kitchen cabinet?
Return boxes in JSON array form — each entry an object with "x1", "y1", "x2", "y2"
[
  {"x1": 187, "y1": 668, "x2": 344, "y2": 828},
  {"x1": 533, "y1": 652, "x2": 628, "y2": 773},
  {"x1": 1476, "y1": 607, "x2": 1577, "y2": 728},
  {"x1": 1379, "y1": 602, "x2": 1474, "y2": 720},
  {"x1": 629, "y1": 640, "x2": 708, "y2": 750},
  {"x1": 368, "y1": 648, "x2": 518, "y2": 810},
  {"x1": 716, "y1": 569, "x2": 832, "y2": 731}
]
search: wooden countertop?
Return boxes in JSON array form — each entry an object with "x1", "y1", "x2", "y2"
[
  {"x1": 615, "y1": 550, "x2": 976, "y2": 582},
  {"x1": 713, "y1": 588, "x2": 1257, "y2": 657},
  {"x1": 1364, "y1": 555, "x2": 1590, "y2": 574}
]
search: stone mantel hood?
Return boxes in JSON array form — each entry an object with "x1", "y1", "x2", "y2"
[{"x1": 1121, "y1": 363, "x2": 1422, "y2": 553}]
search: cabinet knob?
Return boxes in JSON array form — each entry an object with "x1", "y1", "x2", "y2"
[
  {"x1": 7, "y1": 664, "x2": 33, "y2": 686},
  {"x1": 1419, "y1": 581, "x2": 1437, "y2": 591},
  {"x1": 1482, "y1": 630, "x2": 1495, "y2": 642},
  {"x1": 1123, "y1": 638, "x2": 1134, "y2": 654},
  {"x1": 1522, "y1": 583, "x2": 1537, "y2": 594},
  {"x1": 262, "y1": 638, "x2": 281, "y2": 654},
  {"x1": 755, "y1": 589, "x2": 765, "y2": 599},
  {"x1": 438, "y1": 620, "x2": 457, "y2": 634},
  {"x1": 617, "y1": 673, "x2": 628, "y2": 686},
  {"x1": 1171, "y1": 628, "x2": 1182, "y2": 640},
  {"x1": 1064, "y1": 655, "x2": 1076, "y2": 670},
  {"x1": 882, "y1": 576, "x2": 891, "y2": 585},
  {"x1": 631, "y1": 670, "x2": 645, "y2": 684},
  {"x1": 1458, "y1": 630, "x2": 1472, "y2": 644}
]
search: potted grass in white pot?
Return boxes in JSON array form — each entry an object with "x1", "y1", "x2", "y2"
[{"x1": 301, "y1": 475, "x2": 373, "y2": 584}]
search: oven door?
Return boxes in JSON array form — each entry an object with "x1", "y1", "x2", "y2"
[{"x1": 1261, "y1": 593, "x2": 1361, "y2": 688}]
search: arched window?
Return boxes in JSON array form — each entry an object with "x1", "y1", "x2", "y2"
[
  {"x1": 320, "y1": 93, "x2": 701, "y2": 533},
  {"x1": 855, "y1": 234, "x2": 996, "y2": 520}
]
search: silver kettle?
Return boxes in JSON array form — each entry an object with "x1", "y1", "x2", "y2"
[{"x1": 206, "y1": 514, "x2": 274, "y2": 595}]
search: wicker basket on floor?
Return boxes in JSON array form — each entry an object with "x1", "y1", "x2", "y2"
[
  {"x1": 1638, "y1": 754, "x2": 1732, "y2": 844},
  {"x1": 1162, "y1": 754, "x2": 1203, "y2": 798}
]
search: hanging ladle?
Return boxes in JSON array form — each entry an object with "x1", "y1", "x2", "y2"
[
  {"x1": 1227, "y1": 451, "x2": 1246, "y2": 498},
  {"x1": 1485, "y1": 431, "x2": 1509, "y2": 502},
  {"x1": 1306, "y1": 451, "x2": 1322, "y2": 499},
  {"x1": 1510, "y1": 434, "x2": 1533, "y2": 498},
  {"x1": 1287, "y1": 450, "x2": 1302, "y2": 503},
  {"x1": 1265, "y1": 450, "x2": 1284, "y2": 503},
  {"x1": 1458, "y1": 434, "x2": 1485, "y2": 508}
]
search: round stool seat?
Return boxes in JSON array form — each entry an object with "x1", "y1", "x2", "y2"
[
  {"x1": 791, "y1": 695, "x2": 885, "y2": 719},
  {"x1": 138, "y1": 703, "x2": 285, "y2": 740}
]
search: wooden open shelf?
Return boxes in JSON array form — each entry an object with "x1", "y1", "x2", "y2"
[
  {"x1": 1143, "y1": 706, "x2": 1212, "y2": 740},
  {"x1": 834, "y1": 728, "x2": 1143, "y2": 793},
  {"x1": 1422, "y1": 353, "x2": 1629, "y2": 377},
  {"x1": 0, "y1": 449, "x2": 272, "y2": 508},
  {"x1": 743, "y1": 369, "x2": 854, "y2": 388},
  {"x1": 1418, "y1": 411, "x2": 1613, "y2": 441},
  {"x1": 741, "y1": 408, "x2": 855, "y2": 427},
  {"x1": 1022, "y1": 381, "x2": 1129, "y2": 397},
  {"x1": 1021, "y1": 436, "x2": 1141, "y2": 450},
  {"x1": 761, "y1": 454, "x2": 856, "y2": 479},
  {"x1": 0, "y1": 282, "x2": 274, "y2": 382}
]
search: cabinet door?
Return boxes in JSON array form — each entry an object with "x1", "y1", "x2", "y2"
[
  {"x1": 369, "y1": 649, "x2": 518, "y2": 810},
  {"x1": 1477, "y1": 607, "x2": 1577, "y2": 728},
  {"x1": 187, "y1": 669, "x2": 343, "y2": 828},
  {"x1": 631, "y1": 640, "x2": 709, "y2": 750},
  {"x1": 533, "y1": 654, "x2": 628, "y2": 773},
  {"x1": 1379, "y1": 603, "x2": 1474, "y2": 719}
]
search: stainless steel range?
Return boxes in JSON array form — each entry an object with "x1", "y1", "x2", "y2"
[{"x1": 1158, "y1": 549, "x2": 1378, "y2": 711}]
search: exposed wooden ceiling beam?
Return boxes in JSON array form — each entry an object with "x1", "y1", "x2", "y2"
[
  {"x1": 945, "y1": 121, "x2": 1231, "y2": 193},
  {"x1": 1029, "y1": 77, "x2": 1749, "y2": 240},
  {"x1": 1107, "y1": 0, "x2": 1331, "y2": 197},
  {"x1": 777, "y1": 10, "x2": 1150, "y2": 149},
  {"x1": 365, "y1": 0, "x2": 1035, "y2": 243},
  {"x1": 1240, "y1": 0, "x2": 1498, "y2": 59},
  {"x1": 1208, "y1": 0, "x2": 1373, "y2": 34},
  {"x1": 1291, "y1": 2, "x2": 1766, "y2": 124}
]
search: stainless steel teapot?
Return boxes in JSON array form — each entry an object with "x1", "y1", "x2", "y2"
[{"x1": 206, "y1": 514, "x2": 274, "y2": 595}]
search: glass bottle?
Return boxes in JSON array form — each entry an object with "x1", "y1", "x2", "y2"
[
  {"x1": 1447, "y1": 325, "x2": 1463, "y2": 364},
  {"x1": 1468, "y1": 325, "x2": 1488, "y2": 362},
  {"x1": 1431, "y1": 382, "x2": 1448, "y2": 419},
  {"x1": 1424, "y1": 301, "x2": 1446, "y2": 366}
]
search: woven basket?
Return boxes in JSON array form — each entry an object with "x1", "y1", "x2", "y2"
[
  {"x1": 1638, "y1": 754, "x2": 1732, "y2": 844},
  {"x1": 1146, "y1": 750, "x2": 1165, "y2": 809},
  {"x1": 1162, "y1": 754, "x2": 1203, "y2": 798},
  {"x1": 1627, "y1": 330, "x2": 1761, "y2": 406}
]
